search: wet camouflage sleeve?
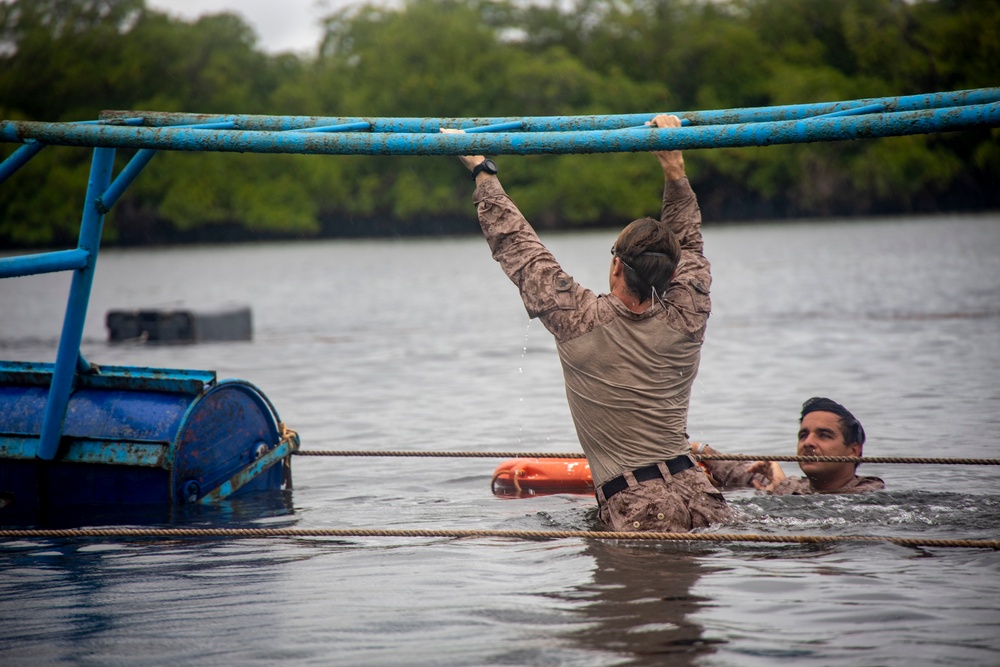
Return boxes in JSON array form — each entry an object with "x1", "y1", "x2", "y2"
[
  {"x1": 659, "y1": 178, "x2": 712, "y2": 342},
  {"x1": 697, "y1": 444, "x2": 886, "y2": 494},
  {"x1": 696, "y1": 444, "x2": 772, "y2": 490},
  {"x1": 472, "y1": 177, "x2": 590, "y2": 332}
]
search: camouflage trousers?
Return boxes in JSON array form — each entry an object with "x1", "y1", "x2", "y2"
[{"x1": 597, "y1": 465, "x2": 731, "y2": 533}]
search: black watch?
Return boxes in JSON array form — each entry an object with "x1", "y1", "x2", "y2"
[{"x1": 470, "y1": 158, "x2": 498, "y2": 180}]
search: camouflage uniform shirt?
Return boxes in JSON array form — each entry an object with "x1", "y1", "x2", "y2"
[
  {"x1": 698, "y1": 444, "x2": 885, "y2": 495},
  {"x1": 473, "y1": 175, "x2": 728, "y2": 531}
]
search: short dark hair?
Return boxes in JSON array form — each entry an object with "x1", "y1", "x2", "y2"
[
  {"x1": 613, "y1": 217, "x2": 681, "y2": 299},
  {"x1": 800, "y1": 396, "x2": 866, "y2": 446}
]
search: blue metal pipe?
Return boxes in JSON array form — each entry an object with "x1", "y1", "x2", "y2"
[
  {"x1": 97, "y1": 148, "x2": 157, "y2": 213},
  {"x1": 465, "y1": 121, "x2": 525, "y2": 133},
  {"x1": 197, "y1": 436, "x2": 296, "y2": 503},
  {"x1": 85, "y1": 87, "x2": 1000, "y2": 133},
  {"x1": 76, "y1": 353, "x2": 94, "y2": 374},
  {"x1": 3, "y1": 103, "x2": 997, "y2": 157},
  {"x1": 294, "y1": 122, "x2": 371, "y2": 133},
  {"x1": 0, "y1": 142, "x2": 45, "y2": 185},
  {"x1": 810, "y1": 104, "x2": 884, "y2": 119},
  {"x1": 97, "y1": 122, "x2": 236, "y2": 212},
  {"x1": 627, "y1": 119, "x2": 692, "y2": 129},
  {"x1": 0, "y1": 117, "x2": 146, "y2": 186},
  {"x1": 37, "y1": 147, "x2": 116, "y2": 461},
  {"x1": 0, "y1": 248, "x2": 89, "y2": 279}
]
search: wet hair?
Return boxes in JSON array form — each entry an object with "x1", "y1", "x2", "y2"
[
  {"x1": 612, "y1": 217, "x2": 681, "y2": 300},
  {"x1": 800, "y1": 397, "x2": 866, "y2": 446}
]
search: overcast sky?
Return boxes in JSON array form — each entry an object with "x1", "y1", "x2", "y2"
[{"x1": 145, "y1": 0, "x2": 365, "y2": 55}]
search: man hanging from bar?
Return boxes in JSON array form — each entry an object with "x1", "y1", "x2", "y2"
[{"x1": 443, "y1": 115, "x2": 729, "y2": 532}]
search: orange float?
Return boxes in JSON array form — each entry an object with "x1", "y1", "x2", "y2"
[
  {"x1": 491, "y1": 457, "x2": 594, "y2": 497},
  {"x1": 491, "y1": 450, "x2": 713, "y2": 497}
]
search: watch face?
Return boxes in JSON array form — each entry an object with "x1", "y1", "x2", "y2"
[{"x1": 471, "y1": 159, "x2": 498, "y2": 179}]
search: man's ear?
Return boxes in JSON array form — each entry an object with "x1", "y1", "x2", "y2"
[{"x1": 847, "y1": 442, "x2": 862, "y2": 457}]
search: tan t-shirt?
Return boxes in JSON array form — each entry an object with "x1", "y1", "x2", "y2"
[{"x1": 474, "y1": 176, "x2": 710, "y2": 487}]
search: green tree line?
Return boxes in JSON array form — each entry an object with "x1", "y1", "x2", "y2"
[{"x1": 1, "y1": 0, "x2": 997, "y2": 247}]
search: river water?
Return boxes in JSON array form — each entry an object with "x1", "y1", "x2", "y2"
[{"x1": 1, "y1": 213, "x2": 999, "y2": 666}]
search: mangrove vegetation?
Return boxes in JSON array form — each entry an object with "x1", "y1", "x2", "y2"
[{"x1": 1, "y1": 0, "x2": 998, "y2": 246}]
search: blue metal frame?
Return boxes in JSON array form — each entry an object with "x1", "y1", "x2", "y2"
[
  {"x1": 77, "y1": 87, "x2": 1000, "y2": 132},
  {"x1": 2, "y1": 99, "x2": 998, "y2": 158},
  {"x1": 36, "y1": 147, "x2": 116, "y2": 460},
  {"x1": 197, "y1": 435, "x2": 298, "y2": 504},
  {"x1": 0, "y1": 87, "x2": 998, "y2": 479},
  {"x1": 0, "y1": 360, "x2": 291, "y2": 517}
]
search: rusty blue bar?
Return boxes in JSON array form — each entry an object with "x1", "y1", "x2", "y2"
[
  {"x1": 98, "y1": 148, "x2": 157, "y2": 213},
  {"x1": 0, "y1": 434, "x2": 169, "y2": 467},
  {"x1": 0, "y1": 117, "x2": 144, "y2": 186},
  {"x1": 76, "y1": 353, "x2": 93, "y2": 374},
  {"x1": 0, "y1": 248, "x2": 89, "y2": 279},
  {"x1": 627, "y1": 119, "x2": 693, "y2": 129},
  {"x1": 0, "y1": 360, "x2": 214, "y2": 393},
  {"x1": 810, "y1": 103, "x2": 884, "y2": 119},
  {"x1": 0, "y1": 142, "x2": 45, "y2": 184},
  {"x1": 294, "y1": 122, "x2": 371, "y2": 133},
  {"x1": 98, "y1": 122, "x2": 235, "y2": 212},
  {"x1": 198, "y1": 435, "x2": 296, "y2": 503},
  {"x1": 85, "y1": 87, "x2": 1000, "y2": 133},
  {"x1": 465, "y1": 121, "x2": 524, "y2": 133},
  {"x1": 37, "y1": 147, "x2": 116, "y2": 461},
  {"x1": 2, "y1": 102, "x2": 997, "y2": 157}
]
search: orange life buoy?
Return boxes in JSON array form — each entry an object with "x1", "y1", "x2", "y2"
[
  {"x1": 491, "y1": 451, "x2": 714, "y2": 498},
  {"x1": 491, "y1": 458, "x2": 594, "y2": 497}
]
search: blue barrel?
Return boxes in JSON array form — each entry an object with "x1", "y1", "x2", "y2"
[{"x1": 0, "y1": 361, "x2": 295, "y2": 524}]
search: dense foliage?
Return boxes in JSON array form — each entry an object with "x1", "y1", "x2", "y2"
[{"x1": 1, "y1": 0, "x2": 997, "y2": 246}]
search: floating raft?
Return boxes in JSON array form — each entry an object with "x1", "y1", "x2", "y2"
[
  {"x1": 106, "y1": 304, "x2": 253, "y2": 344},
  {"x1": 0, "y1": 361, "x2": 295, "y2": 524}
]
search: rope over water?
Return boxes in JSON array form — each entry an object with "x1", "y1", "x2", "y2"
[
  {"x1": 293, "y1": 450, "x2": 1000, "y2": 465},
  {"x1": 0, "y1": 527, "x2": 995, "y2": 549}
]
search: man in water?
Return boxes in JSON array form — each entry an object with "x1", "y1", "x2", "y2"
[
  {"x1": 443, "y1": 115, "x2": 728, "y2": 532},
  {"x1": 693, "y1": 397, "x2": 885, "y2": 494}
]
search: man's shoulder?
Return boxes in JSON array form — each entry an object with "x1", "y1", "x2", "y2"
[
  {"x1": 770, "y1": 477, "x2": 817, "y2": 495},
  {"x1": 771, "y1": 475, "x2": 885, "y2": 496},
  {"x1": 845, "y1": 476, "x2": 886, "y2": 493}
]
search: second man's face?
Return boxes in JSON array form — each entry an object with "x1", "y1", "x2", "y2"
[{"x1": 796, "y1": 411, "x2": 860, "y2": 478}]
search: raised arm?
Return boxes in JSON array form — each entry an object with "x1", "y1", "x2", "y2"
[
  {"x1": 649, "y1": 114, "x2": 703, "y2": 254},
  {"x1": 441, "y1": 128, "x2": 576, "y2": 324},
  {"x1": 646, "y1": 115, "x2": 710, "y2": 339}
]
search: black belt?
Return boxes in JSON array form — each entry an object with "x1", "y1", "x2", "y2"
[{"x1": 598, "y1": 456, "x2": 695, "y2": 501}]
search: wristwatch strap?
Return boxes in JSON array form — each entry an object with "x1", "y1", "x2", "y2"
[{"x1": 470, "y1": 159, "x2": 497, "y2": 180}]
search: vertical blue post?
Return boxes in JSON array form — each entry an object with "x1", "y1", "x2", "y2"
[{"x1": 37, "y1": 147, "x2": 116, "y2": 460}]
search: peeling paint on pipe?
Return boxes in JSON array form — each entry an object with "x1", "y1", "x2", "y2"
[
  {"x1": 2, "y1": 103, "x2": 998, "y2": 157},
  {"x1": 84, "y1": 88, "x2": 999, "y2": 133}
]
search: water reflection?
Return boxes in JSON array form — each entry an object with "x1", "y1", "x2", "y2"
[
  {"x1": 2, "y1": 218, "x2": 998, "y2": 664},
  {"x1": 0, "y1": 488, "x2": 296, "y2": 528},
  {"x1": 0, "y1": 524, "x2": 312, "y2": 666},
  {"x1": 561, "y1": 540, "x2": 722, "y2": 666}
]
